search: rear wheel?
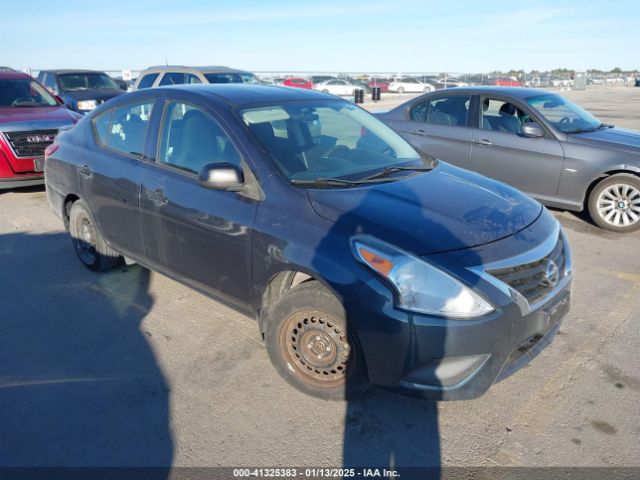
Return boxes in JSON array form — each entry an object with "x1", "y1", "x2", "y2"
[
  {"x1": 397, "y1": 86, "x2": 405, "y2": 94},
  {"x1": 69, "y1": 199, "x2": 122, "y2": 271},
  {"x1": 265, "y1": 281, "x2": 368, "y2": 400},
  {"x1": 588, "y1": 174, "x2": 640, "y2": 232}
]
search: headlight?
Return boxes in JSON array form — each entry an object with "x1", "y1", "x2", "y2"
[
  {"x1": 77, "y1": 100, "x2": 97, "y2": 111},
  {"x1": 352, "y1": 237, "x2": 494, "y2": 319}
]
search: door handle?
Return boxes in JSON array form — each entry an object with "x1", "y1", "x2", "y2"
[
  {"x1": 473, "y1": 139, "x2": 493, "y2": 146},
  {"x1": 148, "y1": 188, "x2": 168, "y2": 206},
  {"x1": 410, "y1": 129, "x2": 429, "y2": 137},
  {"x1": 79, "y1": 164, "x2": 92, "y2": 178}
]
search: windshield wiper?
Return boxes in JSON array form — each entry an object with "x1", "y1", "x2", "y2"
[
  {"x1": 566, "y1": 123, "x2": 614, "y2": 134},
  {"x1": 290, "y1": 176, "x2": 399, "y2": 188},
  {"x1": 358, "y1": 165, "x2": 432, "y2": 182}
]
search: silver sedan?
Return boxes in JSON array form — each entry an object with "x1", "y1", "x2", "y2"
[{"x1": 377, "y1": 87, "x2": 640, "y2": 232}]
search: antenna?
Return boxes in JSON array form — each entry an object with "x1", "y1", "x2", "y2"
[{"x1": 164, "y1": 55, "x2": 168, "y2": 66}]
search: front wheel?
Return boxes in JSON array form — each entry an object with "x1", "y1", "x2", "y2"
[
  {"x1": 69, "y1": 199, "x2": 122, "y2": 271},
  {"x1": 265, "y1": 281, "x2": 369, "y2": 400},
  {"x1": 397, "y1": 87, "x2": 405, "y2": 94},
  {"x1": 588, "y1": 174, "x2": 640, "y2": 232}
]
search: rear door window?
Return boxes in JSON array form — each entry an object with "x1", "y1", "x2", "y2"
[
  {"x1": 92, "y1": 101, "x2": 154, "y2": 157},
  {"x1": 423, "y1": 95, "x2": 471, "y2": 127},
  {"x1": 158, "y1": 73, "x2": 186, "y2": 86},
  {"x1": 137, "y1": 73, "x2": 159, "y2": 89}
]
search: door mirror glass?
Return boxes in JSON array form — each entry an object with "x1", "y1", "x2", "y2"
[
  {"x1": 521, "y1": 122, "x2": 544, "y2": 138},
  {"x1": 198, "y1": 163, "x2": 244, "y2": 191}
]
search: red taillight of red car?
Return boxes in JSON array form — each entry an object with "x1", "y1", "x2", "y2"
[{"x1": 44, "y1": 143, "x2": 59, "y2": 159}]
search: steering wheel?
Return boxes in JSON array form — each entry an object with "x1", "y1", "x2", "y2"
[
  {"x1": 558, "y1": 116, "x2": 572, "y2": 125},
  {"x1": 319, "y1": 144, "x2": 350, "y2": 160},
  {"x1": 11, "y1": 98, "x2": 34, "y2": 107}
]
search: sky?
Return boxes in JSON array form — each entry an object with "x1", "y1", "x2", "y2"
[{"x1": 1, "y1": 0, "x2": 638, "y2": 74}]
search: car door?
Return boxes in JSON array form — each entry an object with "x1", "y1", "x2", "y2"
[
  {"x1": 139, "y1": 97, "x2": 258, "y2": 310},
  {"x1": 331, "y1": 80, "x2": 345, "y2": 95},
  {"x1": 387, "y1": 93, "x2": 474, "y2": 169},
  {"x1": 405, "y1": 78, "x2": 420, "y2": 93},
  {"x1": 81, "y1": 97, "x2": 157, "y2": 259},
  {"x1": 469, "y1": 95, "x2": 565, "y2": 198}
]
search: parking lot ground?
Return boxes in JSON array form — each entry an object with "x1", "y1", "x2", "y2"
[{"x1": 0, "y1": 86, "x2": 639, "y2": 470}]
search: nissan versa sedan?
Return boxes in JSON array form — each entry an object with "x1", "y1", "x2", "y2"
[
  {"x1": 45, "y1": 85, "x2": 572, "y2": 400},
  {"x1": 377, "y1": 87, "x2": 640, "y2": 232}
]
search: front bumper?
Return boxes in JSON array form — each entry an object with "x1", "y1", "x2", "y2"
[
  {"x1": 346, "y1": 276, "x2": 571, "y2": 400},
  {"x1": 344, "y1": 217, "x2": 573, "y2": 401}
]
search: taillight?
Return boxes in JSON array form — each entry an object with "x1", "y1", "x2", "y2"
[{"x1": 44, "y1": 143, "x2": 59, "y2": 159}]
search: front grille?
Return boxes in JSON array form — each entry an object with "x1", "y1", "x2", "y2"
[
  {"x1": 2, "y1": 129, "x2": 58, "y2": 157},
  {"x1": 488, "y1": 236, "x2": 566, "y2": 305}
]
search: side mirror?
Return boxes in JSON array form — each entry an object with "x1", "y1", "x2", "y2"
[
  {"x1": 521, "y1": 122, "x2": 544, "y2": 138},
  {"x1": 198, "y1": 162, "x2": 244, "y2": 191}
]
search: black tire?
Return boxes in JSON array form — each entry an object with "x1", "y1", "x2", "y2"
[
  {"x1": 69, "y1": 199, "x2": 122, "y2": 271},
  {"x1": 265, "y1": 281, "x2": 369, "y2": 400},
  {"x1": 588, "y1": 173, "x2": 640, "y2": 232}
]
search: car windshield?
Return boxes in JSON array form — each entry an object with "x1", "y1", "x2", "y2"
[
  {"x1": 58, "y1": 73, "x2": 119, "y2": 91},
  {"x1": 526, "y1": 93, "x2": 602, "y2": 133},
  {"x1": 241, "y1": 100, "x2": 427, "y2": 185},
  {"x1": 204, "y1": 73, "x2": 261, "y2": 84},
  {"x1": 0, "y1": 78, "x2": 58, "y2": 107}
]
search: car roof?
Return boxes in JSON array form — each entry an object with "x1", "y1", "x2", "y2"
[
  {"x1": 148, "y1": 84, "x2": 336, "y2": 105},
  {"x1": 0, "y1": 71, "x2": 32, "y2": 80},
  {"x1": 432, "y1": 86, "x2": 554, "y2": 99},
  {"x1": 40, "y1": 69, "x2": 108, "y2": 75},
  {"x1": 140, "y1": 65, "x2": 253, "y2": 75}
]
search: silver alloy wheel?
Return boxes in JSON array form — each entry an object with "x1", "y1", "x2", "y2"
[{"x1": 596, "y1": 183, "x2": 640, "y2": 227}]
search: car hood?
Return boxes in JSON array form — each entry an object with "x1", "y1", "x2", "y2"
[
  {"x1": 0, "y1": 106, "x2": 81, "y2": 130},
  {"x1": 61, "y1": 89, "x2": 124, "y2": 102},
  {"x1": 569, "y1": 127, "x2": 640, "y2": 155},
  {"x1": 307, "y1": 162, "x2": 543, "y2": 255}
]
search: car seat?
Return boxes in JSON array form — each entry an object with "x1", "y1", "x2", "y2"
[
  {"x1": 497, "y1": 103, "x2": 521, "y2": 134},
  {"x1": 172, "y1": 110, "x2": 223, "y2": 173}
]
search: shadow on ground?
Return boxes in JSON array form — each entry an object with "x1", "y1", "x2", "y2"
[{"x1": 0, "y1": 231, "x2": 172, "y2": 473}]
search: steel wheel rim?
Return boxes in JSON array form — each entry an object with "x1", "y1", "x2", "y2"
[
  {"x1": 597, "y1": 183, "x2": 640, "y2": 227},
  {"x1": 74, "y1": 215, "x2": 98, "y2": 264},
  {"x1": 280, "y1": 309, "x2": 351, "y2": 388}
]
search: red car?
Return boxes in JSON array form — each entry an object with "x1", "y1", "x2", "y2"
[
  {"x1": 367, "y1": 78, "x2": 391, "y2": 92},
  {"x1": 491, "y1": 77, "x2": 523, "y2": 87},
  {"x1": 0, "y1": 72, "x2": 81, "y2": 189},
  {"x1": 282, "y1": 77, "x2": 312, "y2": 89}
]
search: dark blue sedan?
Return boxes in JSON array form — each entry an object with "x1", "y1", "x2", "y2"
[{"x1": 44, "y1": 84, "x2": 572, "y2": 400}]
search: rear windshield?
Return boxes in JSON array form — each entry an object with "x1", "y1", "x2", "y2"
[
  {"x1": 58, "y1": 73, "x2": 119, "y2": 91},
  {"x1": 0, "y1": 79, "x2": 58, "y2": 107},
  {"x1": 204, "y1": 73, "x2": 260, "y2": 84}
]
